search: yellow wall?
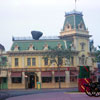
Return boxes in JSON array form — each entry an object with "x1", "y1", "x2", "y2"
[
  {"x1": 12, "y1": 56, "x2": 22, "y2": 68},
  {"x1": 24, "y1": 56, "x2": 38, "y2": 68},
  {"x1": 11, "y1": 56, "x2": 39, "y2": 68}
]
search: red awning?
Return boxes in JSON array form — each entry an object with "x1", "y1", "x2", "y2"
[
  {"x1": 11, "y1": 72, "x2": 22, "y2": 77},
  {"x1": 41, "y1": 72, "x2": 52, "y2": 77},
  {"x1": 54, "y1": 71, "x2": 65, "y2": 77}
]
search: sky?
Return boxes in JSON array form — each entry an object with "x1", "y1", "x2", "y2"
[{"x1": 0, "y1": 0, "x2": 100, "y2": 51}]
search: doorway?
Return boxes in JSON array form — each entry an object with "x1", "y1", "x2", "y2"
[
  {"x1": 29, "y1": 75, "x2": 35, "y2": 88},
  {"x1": 25, "y1": 72, "x2": 38, "y2": 89}
]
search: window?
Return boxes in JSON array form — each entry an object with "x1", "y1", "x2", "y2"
[
  {"x1": 66, "y1": 24, "x2": 71, "y2": 29},
  {"x1": 58, "y1": 57, "x2": 63, "y2": 65},
  {"x1": 71, "y1": 57, "x2": 74, "y2": 65},
  {"x1": 80, "y1": 42, "x2": 85, "y2": 51},
  {"x1": 70, "y1": 76, "x2": 77, "y2": 82},
  {"x1": 81, "y1": 55, "x2": 85, "y2": 65},
  {"x1": 80, "y1": 24, "x2": 83, "y2": 29},
  {"x1": 3, "y1": 78, "x2": 7, "y2": 83},
  {"x1": 27, "y1": 58, "x2": 31, "y2": 66},
  {"x1": 78, "y1": 23, "x2": 84, "y2": 30},
  {"x1": 12, "y1": 77, "x2": 22, "y2": 83},
  {"x1": 55, "y1": 77, "x2": 65, "y2": 82},
  {"x1": 42, "y1": 77, "x2": 52, "y2": 83},
  {"x1": 44, "y1": 58, "x2": 48, "y2": 65},
  {"x1": 70, "y1": 70, "x2": 77, "y2": 82},
  {"x1": 82, "y1": 44, "x2": 84, "y2": 50},
  {"x1": 15, "y1": 58, "x2": 19, "y2": 66},
  {"x1": 1, "y1": 57, "x2": 7, "y2": 66},
  {"x1": 32, "y1": 58, "x2": 36, "y2": 66}
]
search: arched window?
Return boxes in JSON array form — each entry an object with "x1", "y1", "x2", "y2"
[
  {"x1": 80, "y1": 42, "x2": 85, "y2": 51},
  {"x1": 81, "y1": 55, "x2": 85, "y2": 65},
  {"x1": 78, "y1": 23, "x2": 84, "y2": 30},
  {"x1": 64, "y1": 24, "x2": 71, "y2": 31}
]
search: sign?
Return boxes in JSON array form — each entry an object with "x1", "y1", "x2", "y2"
[{"x1": 8, "y1": 67, "x2": 76, "y2": 72}]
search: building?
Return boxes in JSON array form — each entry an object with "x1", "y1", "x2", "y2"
[
  {"x1": 5, "y1": 10, "x2": 97, "y2": 89},
  {"x1": 0, "y1": 44, "x2": 8, "y2": 89}
]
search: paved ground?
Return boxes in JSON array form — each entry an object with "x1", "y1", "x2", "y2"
[
  {"x1": 6, "y1": 92, "x2": 100, "y2": 100},
  {"x1": 0, "y1": 88, "x2": 78, "y2": 100}
]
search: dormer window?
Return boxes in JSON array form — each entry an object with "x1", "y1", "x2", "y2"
[
  {"x1": 64, "y1": 24, "x2": 71, "y2": 31},
  {"x1": 78, "y1": 23, "x2": 84, "y2": 30},
  {"x1": 14, "y1": 44, "x2": 19, "y2": 51},
  {"x1": 29, "y1": 44, "x2": 34, "y2": 51},
  {"x1": 67, "y1": 25, "x2": 70, "y2": 29},
  {"x1": 57, "y1": 43, "x2": 62, "y2": 49},
  {"x1": 43, "y1": 44, "x2": 48, "y2": 50}
]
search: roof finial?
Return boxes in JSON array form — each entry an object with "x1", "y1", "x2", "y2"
[{"x1": 75, "y1": 0, "x2": 77, "y2": 11}]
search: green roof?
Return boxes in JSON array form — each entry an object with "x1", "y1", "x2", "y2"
[
  {"x1": 63, "y1": 11, "x2": 86, "y2": 31},
  {"x1": 11, "y1": 40, "x2": 72, "y2": 51}
]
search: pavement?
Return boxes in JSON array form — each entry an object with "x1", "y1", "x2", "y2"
[
  {"x1": 6, "y1": 92, "x2": 100, "y2": 100},
  {"x1": 0, "y1": 88, "x2": 78, "y2": 100},
  {"x1": 1, "y1": 88, "x2": 100, "y2": 100},
  {"x1": 0, "y1": 92, "x2": 9, "y2": 100}
]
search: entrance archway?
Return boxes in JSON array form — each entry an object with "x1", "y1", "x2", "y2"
[{"x1": 25, "y1": 72, "x2": 38, "y2": 89}]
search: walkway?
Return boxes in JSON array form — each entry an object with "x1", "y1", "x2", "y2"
[
  {"x1": 6, "y1": 92, "x2": 100, "y2": 100},
  {"x1": 0, "y1": 88, "x2": 77, "y2": 100}
]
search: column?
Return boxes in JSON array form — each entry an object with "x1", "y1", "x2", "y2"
[
  {"x1": 73, "y1": 36, "x2": 78, "y2": 51},
  {"x1": 22, "y1": 56, "x2": 25, "y2": 68},
  {"x1": 52, "y1": 71, "x2": 55, "y2": 83},
  {"x1": 38, "y1": 72, "x2": 41, "y2": 82},
  {"x1": 38, "y1": 56, "x2": 41, "y2": 82},
  {"x1": 22, "y1": 72, "x2": 25, "y2": 84},
  {"x1": 8, "y1": 71, "x2": 11, "y2": 84},
  {"x1": 38, "y1": 56, "x2": 41, "y2": 68},
  {"x1": 8, "y1": 57, "x2": 12, "y2": 67},
  {"x1": 65, "y1": 71, "x2": 70, "y2": 83}
]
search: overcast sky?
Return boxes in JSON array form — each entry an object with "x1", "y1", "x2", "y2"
[{"x1": 0, "y1": 0, "x2": 100, "y2": 50}]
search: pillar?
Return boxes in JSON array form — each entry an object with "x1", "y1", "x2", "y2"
[
  {"x1": 52, "y1": 71, "x2": 55, "y2": 83},
  {"x1": 22, "y1": 56, "x2": 25, "y2": 68},
  {"x1": 22, "y1": 72, "x2": 25, "y2": 84},
  {"x1": 65, "y1": 71, "x2": 70, "y2": 83},
  {"x1": 8, "y1": 71, "x2": 11, "y2": 84},
  {"x1": 38, "y1": 56, "x2": 41, "y2": 68},
  {"x1": 38, "y1": 72, "x2": 41, "y2": 83}
]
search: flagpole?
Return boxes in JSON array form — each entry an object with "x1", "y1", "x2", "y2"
[{"x1": 75, "y1": 0, "x2": 77, "y2": 10}]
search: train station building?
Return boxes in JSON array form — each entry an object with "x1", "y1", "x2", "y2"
[{"x1": 0, "y1": 10, "x2": 97, "y2": 89}]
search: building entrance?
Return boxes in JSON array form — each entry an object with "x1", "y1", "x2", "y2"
[
  {"x1": 25, "y1": 72, "x2": 38, "y2": 89},
  {"x1": 29, "y1": 75, "x2": 35, "y2": 88}
]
